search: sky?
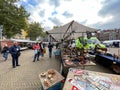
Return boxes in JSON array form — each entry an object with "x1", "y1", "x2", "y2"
[{"x1": 18, "y1": 0, "x2": 120, "y2": 31}]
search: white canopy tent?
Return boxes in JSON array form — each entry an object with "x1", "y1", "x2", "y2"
[{"x1": 46, "y1": 20, "x2": 97, "y2": 41}]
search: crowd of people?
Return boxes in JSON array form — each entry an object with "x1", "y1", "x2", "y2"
[{"x1": 1, "y1": 41, "x2": 54, "y2": 68}]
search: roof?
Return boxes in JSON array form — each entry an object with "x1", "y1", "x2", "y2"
[{"x1": 47, "y1": 20, "x2": 97, "y2": 41}]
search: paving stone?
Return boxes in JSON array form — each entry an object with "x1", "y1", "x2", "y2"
[{"x1": 0, "y1": 48, "x2": 61, "y2": 90}]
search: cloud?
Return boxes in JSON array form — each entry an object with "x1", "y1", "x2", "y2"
[
  {"x1": 63, "y1": 0, "x2": 72, "y2": 1},
  {"x1": 96, "y1": 0, "x2": 120, "y2": 29},
  {"x1": 35, "y1": 0, "x2": 45, "y2": 4},
  {"x1": 48, "y1": 17, "x2": 62, "y2": 25},
  {"x1": 44, "y1": 26, "x2": 51, "y2": 31},
  {"x1": 80, "y1": 20, "x2": 87, "y2": 25},
  {"x1": 27, "y1": 0, "x2": 38, "y2": 6},
  {"x1": 62, "y1": 11, "x2": 73, "y2": 18},
  {"x1": 19, "y1": 0, "x2": 120, "y2": 30},
  {"x1": 39, "y1": 9, "x2": 45, "y2": 17},
  {"x1": 51, "y1": 11, "x2": 58, "y2": 16},
  {"x1": 91, "y1": 15, "x2": 120, "y2": 30},
  {"x1": 98, "y1": 0, "x2": 120, "y2": 17},
  {"x1": 48, "y1": 0, "x2": 60, "y2": 7}
]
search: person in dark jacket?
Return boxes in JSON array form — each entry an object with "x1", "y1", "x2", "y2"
[
  {"x1": 48, "y1": 42, "x2": 53, "y2": 58},
  {"x1": 1, "y1": 44, "x2": 9, "y2": 61},
  {"x1": 9, "y1": 42, "x2": 21, "y2": 68}
]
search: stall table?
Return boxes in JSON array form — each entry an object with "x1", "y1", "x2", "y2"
[
  {"x1": 39, "y1": 69, "x2": 64, "y2": 90},
  {"x1": 61, "y1": 54, "x2": 96, "y2": 77},
  {"x1": 63, "y1": 68, "x2": 120, "y2": 90}
]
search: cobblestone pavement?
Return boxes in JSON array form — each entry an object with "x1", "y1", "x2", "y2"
[
  {"x1": 0, "y1": 49, "x2": 61, "y2": 90},
  {"x1": 0, "y1": 48, "x2": 118, "y2": 90}
]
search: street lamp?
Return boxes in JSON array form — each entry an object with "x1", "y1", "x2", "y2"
[{"x1": 0, "y1": 25, "x2": 3, "y2": 52}]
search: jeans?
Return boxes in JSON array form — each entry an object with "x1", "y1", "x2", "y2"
[
  {"x1": 37, "y1": 51, "x2": 41, "y2": 60},
  {"x1": 12, "y1": 55, "x2": 19, "y2": 67},
  {"x1": 33, "y1": 53, "x2": 38, "y2": 61},
  {"x1": 3, "y1": 52, "x2": 9, "y2": 60},
  {"x1": 49, "y1": 50, "x2": 52, "y2": 58}
]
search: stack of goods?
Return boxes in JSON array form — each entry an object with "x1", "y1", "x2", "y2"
[
  {"x1": 40, "y1": 69, "x2": 55, "y2": 87},
  {"x1": 40, "y1": 69, "x2": 64, "y2": 89},
  {"x1": 62, "y1": 46, "x2": 96, "y2": 67},
  {"x1": 63, "y1": 54, "x2": 87, "y2": 66}
]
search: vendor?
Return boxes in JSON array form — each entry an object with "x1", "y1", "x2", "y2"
[
  {"x1": 75, "y1": 37, "x2": 85, "y2": 55},
  {"x1": 83, "y1": 42, "x2": 90, "y2": 53},
  {"x1": 76, "y1": 37, "x2": 83, "y2": 49}
]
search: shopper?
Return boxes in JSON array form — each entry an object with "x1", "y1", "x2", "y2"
[
  {"x1": 48, "y1": 42, "x2": 53, "y2": 58},
  {"x1": 37, "y1": 42, "x2": 42, "y2": 60},
  {"x1": 1, "y1": 44, "x2": 9, "y2": 61},
  {"x1": 56, "y1": 42, "x2": 59, "y2": 49},
  {"x1": 9, "y1": 42, "x2": 21, "y2": 68},
  {"x1": 33, "y1": 42, "x2": 40, "y2": 62}
]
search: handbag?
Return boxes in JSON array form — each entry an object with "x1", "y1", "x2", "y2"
[
  {"x1": 43, "y1": 48, "x2": 46, "y2": 53},
  {"x1": 34, "y1": 50, "x2": 38, "y2": 54}
]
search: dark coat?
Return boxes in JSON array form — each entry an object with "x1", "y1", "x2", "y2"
[
  {"x1": 1, "y1": 46, "x2": 9, "y2": 53},
  {"x1": 48, "y1": 43, "x2": 53, "y2": 52},
  {"x1": 9, "y1": 45, "x2": 21, "y2": 57}
]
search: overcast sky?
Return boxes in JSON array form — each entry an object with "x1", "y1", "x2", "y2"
[{"x1": 18, "y1": 0, "x2": 120, "y2": 31}]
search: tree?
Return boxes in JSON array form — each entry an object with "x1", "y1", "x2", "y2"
[
  {"x1": 27, "y1": 22, "x2": 46, "y2": 40},
  {"x1": 0, "y1": 0, "x2": 29, "y2": 38},
  {"x1": 53, "y1": 26, "x2": 59, "y2": 29}
]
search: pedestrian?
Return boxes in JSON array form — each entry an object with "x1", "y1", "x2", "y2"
[
  {"x1": 48, "y1": 42, "x2": 53, "y2": 58},
  {"x1": 1, "y1": 44, "x2": 9, "y2": 61},
  {"x1": 37, "y1": 42, "x2": 42, "y2": 60},
  {"x1": 9, "y1": 42, "x2": 21, "y2": 68},
  {"x1": 56, "y1": 42, "x2": 59, "y2": 49},
  {"x1": 40, "y1": 42, "x2": 44, "y2": 57},
  {"x1": 33, "y1": 42, "x2": 40, "y2": 62}
]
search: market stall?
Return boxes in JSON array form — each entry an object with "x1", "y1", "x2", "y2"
[
  {"x1": 61, "y1": 46, "x2": 96, "y2": 77},
  {"x1": 63, "y1": 68, "x2": 120, "y2": 90},
  {"x1": 39, "y1": 69, "x2": 64, "y2": 90}
]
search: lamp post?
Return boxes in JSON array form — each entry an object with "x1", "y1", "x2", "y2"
[{"x1": 0, "y1": 25, "x2": 3, "y2": 52}]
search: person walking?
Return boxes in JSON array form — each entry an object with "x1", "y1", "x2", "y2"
[
  {"x1": 48, "y1": 42, "x2": 53, "y2": 58},
  {"x1": 1, "y1": 44, "x2": 9, "y2": 61},
  {"x1": 33, "y1": 42, "x2": 40, "y2": 62},
  {"x1": 9, "y1": 42, "x2": 21, "y2": 68},
  {"x1": 40, "y1": 42, "x2": 44, "y2": 58},
  {"x1": 56, "y1": 42, "x2": 59, "y2": 49},
  {"x1": 37, "y1": 42, "x2": 42, "y2": 60}
]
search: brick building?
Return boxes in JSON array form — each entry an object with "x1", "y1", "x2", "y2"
[{"x1": 97, "y1": 29, "x2": 120, "y2": 41}]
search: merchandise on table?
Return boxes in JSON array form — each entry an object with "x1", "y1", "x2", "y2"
[
  {"x1": 63, "y1": 68, "x2": 120, "y2": 90},
  {"x1": 39, "y1": 69, "x2": 64, "y2": 90}
]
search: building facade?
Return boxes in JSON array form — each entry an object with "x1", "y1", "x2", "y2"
[{"x1": 97, "y1": 29, "x2": 120, "y2": 41}]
